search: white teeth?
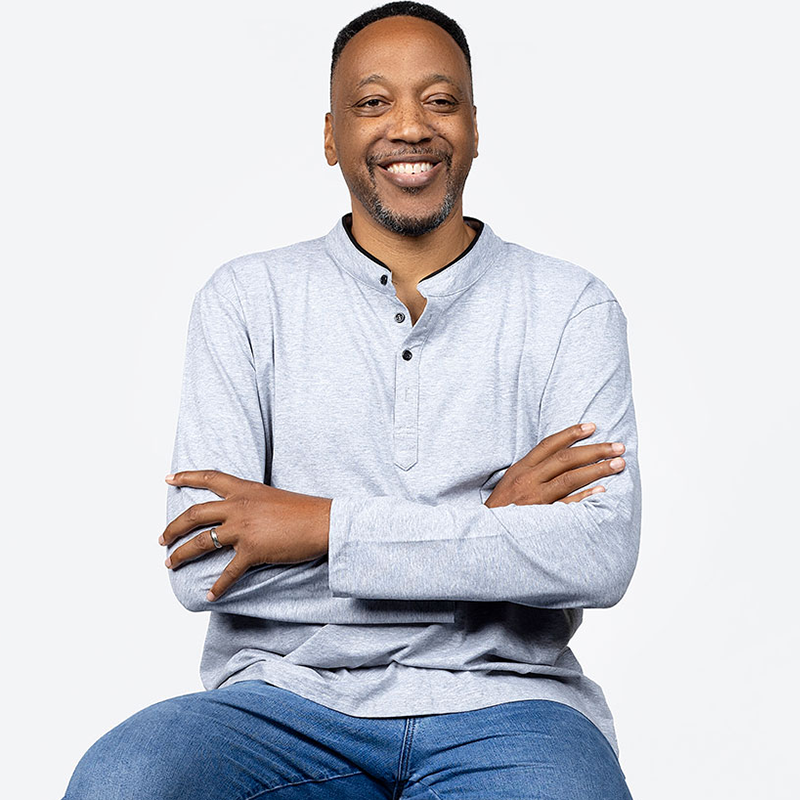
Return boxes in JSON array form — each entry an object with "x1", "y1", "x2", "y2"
[{"x1": 386, "y1": 161, "x2": 435, "y2": 175}]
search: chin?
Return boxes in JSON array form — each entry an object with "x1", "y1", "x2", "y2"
[
  {"x1": 371, "y1": 195, "x2": 457, "y2": 237},
  {"x1": 376, "y1": 210, "x2": 450, "y2": 237}
]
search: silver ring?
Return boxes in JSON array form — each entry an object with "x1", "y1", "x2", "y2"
[{"x1": 209, "y1": 528, "x2": 223, "y2": 549}]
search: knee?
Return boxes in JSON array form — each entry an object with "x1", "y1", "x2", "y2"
[{"x1": 62, "y1": 698, "x2": 199, "y2": 800}]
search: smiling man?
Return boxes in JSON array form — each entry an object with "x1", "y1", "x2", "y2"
[
  {"x1": 62, "y1": 3, "x2": 640, "y2": 799},
  {"x1": 324, "y1": 10, "x2": 480, "y2": 327}
]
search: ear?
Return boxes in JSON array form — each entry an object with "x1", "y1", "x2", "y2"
[
  {"x1": 324, "y1": 112, "x2": 338, "y2": 166},
  {"x1": 472, "y1": 105, "x2": 479, "y2": 158}
]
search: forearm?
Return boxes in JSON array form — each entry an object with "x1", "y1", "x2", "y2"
[
  {"x1": 327, "y1": 464, "x2": 640, "y2": 609},
  {"x1": 166, "y1": 480, "x2": 456, "y2": 623}
]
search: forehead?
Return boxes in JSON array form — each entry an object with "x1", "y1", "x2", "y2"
[{"x1": 333, "y1": 16, "x2": 470, "y2": 94}]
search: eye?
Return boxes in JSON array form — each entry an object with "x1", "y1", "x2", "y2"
[
  {"x1": 356, "y1": 98, "x2": 387, "y2": 109},
  {"x1": 427, "y1": 97, "x2": 458, "y2": 109}
]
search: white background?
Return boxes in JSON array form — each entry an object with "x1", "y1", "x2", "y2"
[{"x1": 2, "y1": 1, "x2": 797, "y2": 797}]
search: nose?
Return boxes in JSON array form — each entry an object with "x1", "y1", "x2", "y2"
[{"x1": 385, "y1": 99, "x2": 434, "y2": 143}]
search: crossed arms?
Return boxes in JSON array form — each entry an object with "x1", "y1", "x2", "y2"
[{"x1": 162, "y1": 285, "x2": 641, "y2": 619}]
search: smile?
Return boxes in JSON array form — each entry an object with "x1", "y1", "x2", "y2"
[
  {"x1": 377, "y1": 160, "x2": 443, "y2": 187},
  {"x1": 385, "y1": 161, "x2": 436, "y2": 175}
]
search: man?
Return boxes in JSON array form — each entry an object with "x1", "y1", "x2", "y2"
[{"x1": 62, "y1": 3, "x2": 640, "y2": 798}]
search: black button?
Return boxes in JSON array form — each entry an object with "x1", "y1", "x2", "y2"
[
  {"x1": 395, "y1": 312, "x2": 405, "y2": 323},
  {"x1": 380, "y1": 274, "x2": 388, "y2": 285},
  {"x1": 402, "y1": 349, "x2": 413, "y2": 360}
]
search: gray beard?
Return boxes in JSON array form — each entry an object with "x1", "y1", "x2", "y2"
[
  {"x1": 368, "y1": 190, "x2": 457, "y2": 237},
  {"x1": 351, "y1": 157, "x2": 463, "y2": 237}
]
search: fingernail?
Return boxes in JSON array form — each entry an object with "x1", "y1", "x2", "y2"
[
  {"x1": 165, "y1": 474, "x2": 175, "y2": 482},
  {"x1": 610, "y1": 457, "x2": 625, "y2": 470},
  {"x1": 581, "y1": 423, "x2": 595, "y2": 432},
  {"x1": 611, "y1": 442, "x2": 625, "y2": 454},
  {"x1": 206, "y1": 591, "x2": 216, "y2": 602},
  {"x1": 164, "y1": 557, "x2": 172, "y2": 568},
  {"x1": 591, "y1": 486, "x2": 605, "y2": 494},
  {"x1": 158, "y1": 535, "x2": 165, "y2": 545}
]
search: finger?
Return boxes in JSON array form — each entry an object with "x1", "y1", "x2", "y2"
[
  {"x1": 558, "y1": 485, "x2": 606, "y2": 504},
  {"x1": 545, "y1": 458, "x2": 626, "y2": 502},
  {"x1": 164, "y1": 469, "x2": 242, "y2": 498},
  {"x1": 536, "y1": 441, "x2": 625, "y2": 483},
  {"x1": 166, "y1": 526, "x2": 233, "y2": 570},
  {"x1": 160, "y1": 500, "x2": 228, "y2": 546},
  {"x1": 518, "y1": 423, "x2": 596, "y2": 469},
  {"x1": 207, "y1": 552, "x2": 251, "y2": 602}
]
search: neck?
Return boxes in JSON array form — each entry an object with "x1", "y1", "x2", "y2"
[{"x1": 349, "y1": 201, "x2": 477, "y2": 288}]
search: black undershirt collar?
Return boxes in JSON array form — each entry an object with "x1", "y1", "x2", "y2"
[{"x1": 341, "y1": 213, "x2": 485, "y2": 283}]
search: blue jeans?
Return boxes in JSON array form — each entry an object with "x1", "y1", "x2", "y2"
[{"x1": 62, "y1": 680, "x2": 633, "y2": 799}]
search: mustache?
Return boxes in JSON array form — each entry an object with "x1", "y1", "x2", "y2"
[{"x1": 367, "y1": 148, "x2": 452, "y2": 168}]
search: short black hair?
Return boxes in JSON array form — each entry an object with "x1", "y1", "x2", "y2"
[{"x1": 330, "y1": 2, "x2": 472, "y2": 100}]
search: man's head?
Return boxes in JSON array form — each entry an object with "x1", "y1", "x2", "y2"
[{"x1": 324, "y1": 2, "x2": 478, "y2": 237}]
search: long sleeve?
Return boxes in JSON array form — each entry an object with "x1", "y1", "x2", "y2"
[
  {"x1": 165, "y1": 280, "x2": 456, "y2": 624},
  {"x1": 327, "y1": 298, "x2": 642, "y2": 609}
]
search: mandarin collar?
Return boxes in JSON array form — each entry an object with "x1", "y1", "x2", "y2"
[{"x1": 324, "y1": 213, "x2": 503, "y2": 298}]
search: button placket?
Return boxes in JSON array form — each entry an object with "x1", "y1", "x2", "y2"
[{"x1": 392, "y1": 309, "x2": 434, "y2": 470}]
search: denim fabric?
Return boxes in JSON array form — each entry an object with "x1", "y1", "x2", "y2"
[{"x1": 63, "y1": 680, "x2": 633, "y2": 799}]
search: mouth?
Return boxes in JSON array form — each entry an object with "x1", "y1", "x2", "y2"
[{"x1": 375, "y1": 156, "x2": 444, "y2": 187}]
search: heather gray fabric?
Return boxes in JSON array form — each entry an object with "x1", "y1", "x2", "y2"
[{"x1": 166, "y1": 214, "x2": 641, "y2": 758}]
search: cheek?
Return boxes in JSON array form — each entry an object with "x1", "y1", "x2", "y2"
[
  {"x1": 339, "y1": 142, "x2": 372, "y2": 173},
  {"x1": 454, "y1": 133, "x2": 478, "y2": 165},
  {"x1": 434, "y1": 122, "x2": 473, "y2": 151},
  {"x1": 455, "y1": 124, "x2": 476, "y2": 148}
]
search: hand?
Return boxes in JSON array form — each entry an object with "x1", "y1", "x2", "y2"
[
  {"x1": 159, "y1": 470, "x2": 332, "y2": 602},
  {"x1": 484, "y1": 422, "x2": 626, "y2": 508}
]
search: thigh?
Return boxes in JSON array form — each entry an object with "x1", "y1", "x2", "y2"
[
  {"x1": 402, "y1": 699, "x2": 633, "y2": 800},
  {"x1": 62, "y1": 680, "x2": 392, "y2": 800}
]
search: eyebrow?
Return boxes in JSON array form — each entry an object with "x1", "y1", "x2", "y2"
[{"x1": 354, "y1": 72, "x2": 462, "y2": 91}]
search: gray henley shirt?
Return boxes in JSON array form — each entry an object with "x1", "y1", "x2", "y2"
[{"x1": 165, "y1": 214, "x2": 642, "y2": 758}]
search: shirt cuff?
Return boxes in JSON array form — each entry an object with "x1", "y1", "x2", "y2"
[
  {"x1": 327, "y1": 495, "x2": 357, "y2": 598},
  {"x1": 326, "y1": 495, "x2": 457, "y2": 621}
]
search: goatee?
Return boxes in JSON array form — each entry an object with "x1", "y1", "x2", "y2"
[{"x1": 349, "y1": 152, "x2": 466, "y2": 237}]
